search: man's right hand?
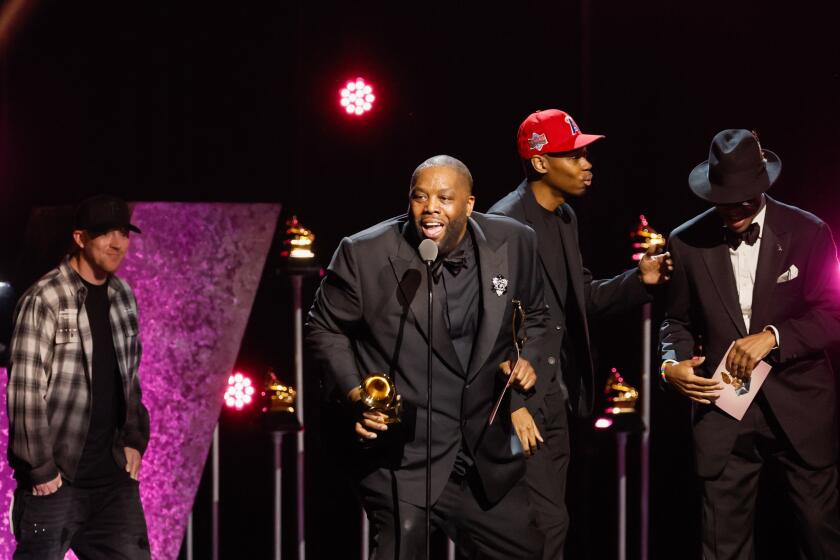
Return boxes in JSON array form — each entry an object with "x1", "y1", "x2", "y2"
[
  {"x1": 347, "y1": 386, "x2": 389, "y2": 440},
  {"x1": 512, "y1": 407, "x2": 544, "y2": 457},
  {"x1": 33, "y1": 473, "x2": 62, "y2": 496},
  {"x1": 663, "y1": 356, "x2": 722, "y2": 404}
]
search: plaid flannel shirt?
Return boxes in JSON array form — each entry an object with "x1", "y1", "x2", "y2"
[{"x1": 7, "y1": 257, "x2": 150, "y2": 485}]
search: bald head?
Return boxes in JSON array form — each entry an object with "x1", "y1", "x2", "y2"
[
  {"x1": 408, "y1": 155, "x2": 476, "y2": 256},
  {"x1": 409, "y1": 155, "x2": 473, "y2": 193}
]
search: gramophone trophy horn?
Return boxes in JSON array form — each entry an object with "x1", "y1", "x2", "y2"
[{"x1": 360, "y1": 373, "x2": 402, "y2": 424}]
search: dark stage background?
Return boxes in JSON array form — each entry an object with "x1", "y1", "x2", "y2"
[{"x1": 1, "y1": 1, "x2": 839, "y2": 558}]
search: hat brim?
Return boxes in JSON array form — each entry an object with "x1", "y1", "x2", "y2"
[
  {"x1": 688, "y1": 149, "x2": 781, "y2": 204},
  {"x1": 572, "y1": 133, "x2": 605, "y2": 149},
  {"x1": 87, "y1": 222, "x2": 142, "y2": 235}
]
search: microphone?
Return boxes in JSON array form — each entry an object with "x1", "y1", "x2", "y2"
[
  {"x1": 417, "y1": 237, "x2": 437, "y2": 560},
  {"x1": 418, "y1": 238, "x2": 438, "y2": 265}
]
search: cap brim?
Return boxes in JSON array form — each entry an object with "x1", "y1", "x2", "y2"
[
  {"x1": 572, "y1": 133, "x2": 605, "y2": 149},
  {"x1": 87, "y1": 222, "x2": 142, "y2": 235}
]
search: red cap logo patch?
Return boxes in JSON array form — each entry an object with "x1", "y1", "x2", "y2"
[{"x1": 527, "y1": 133, "x2": 548, "y2": 152}]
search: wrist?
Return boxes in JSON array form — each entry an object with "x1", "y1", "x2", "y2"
[
  {"x1": 660, "y1": 360, "x2": 677, "y2": 383},
  {"x1": 762, "y1": 326, "x2": 779, "y2": 349}
]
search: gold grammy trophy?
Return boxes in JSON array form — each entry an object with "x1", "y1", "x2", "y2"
[
  {"x1": 604, "y1": 368, "x2": 639, "y2": 415},
  {"x1": 359, "y1": 373, "x2": 402, "y2": 424},
  {"x1": 631, "y1": 214, "x2": 666, "y2": 260},
  {"x1": 260, "y1": 370, "x2": 301, "y2": 432}
]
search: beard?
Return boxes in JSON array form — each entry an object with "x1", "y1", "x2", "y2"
[
  {"x1": 436, "y1": 213, "x2": 468, "y2": 256},
  {"x1": 411, "y1": 212, "x2": 469, "y2": 258}
]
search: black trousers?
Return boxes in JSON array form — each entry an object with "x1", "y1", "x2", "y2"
[
  {"x1": 360, "y1": 466, "x2": 543, "y2": 560},
  {"x1": 11, "y1": 477, "x2": 150, "y2": 560},
  {"x1": 524, "y1": 388, "x2": 571, "y2": 560},
  {"x1": 701, "y1": 396, "x2": 840, "y2": 560}
]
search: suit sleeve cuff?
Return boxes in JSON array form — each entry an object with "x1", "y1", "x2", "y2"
[
  {"x1": 763, "y1": 325, "x2": 780, "y2": 349},
  {"x1": 122, "y1": 431, "x2": 149, "y2": 455},
  {"x1": 337, "y1": 374, "x2": 363, "y2": 404},
  {"x1": 30, "y1": 461, "x2": 60, "y2": 485},
  {"x1": 511, "y1": 391, "x2": 538, "y2": 415}
]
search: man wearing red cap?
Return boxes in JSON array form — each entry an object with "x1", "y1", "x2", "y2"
[
  {"x1": 660, "y1": 129, "x2": 840, "y2": 558},
  {"x1": 489, "y1": 109, "x2": 672, "y2": 559}
]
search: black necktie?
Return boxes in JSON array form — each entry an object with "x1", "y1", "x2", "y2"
[{"x1": 724, "y1": 222, "x2": 760, "y2": 250}]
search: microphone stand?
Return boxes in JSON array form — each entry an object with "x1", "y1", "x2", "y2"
[
  {"x1": 423, "y1": 257, "x2": 433, "y2": 560},
  {"x1": 417, "y1": 237, "x2": 437, "y2": 560}
]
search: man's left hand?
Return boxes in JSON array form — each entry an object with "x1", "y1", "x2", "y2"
[
  {"x1": 499, "y1": 358, "x2": 537, "y2": 392},
  {"x1": 639, "y1": 246, "x2": 673, "y2": 285},
  {"x1": 511, "y1": 407, "x2": 544, "y2": 457},
  {"x1": 725, "y1": 331, "x2": 776, "y2": 379},
  {"x1": 124, "y1": 447, "x2": 142, "y2": 481}
]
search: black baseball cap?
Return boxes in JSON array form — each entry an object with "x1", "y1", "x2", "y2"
[{"x1": 74, "y1": 195, "x2": 142, "y2": 234}]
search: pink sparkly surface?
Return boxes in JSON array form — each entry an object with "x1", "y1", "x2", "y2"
[{"x1": 0, "y1": 202, "x2": 280, "y2": 559}]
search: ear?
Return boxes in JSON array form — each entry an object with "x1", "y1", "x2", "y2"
[
  {"x1": 529, "y1": 155, "x2": 548, "y2": 174},
  {"x1": 466, "y1": 195, "x2": 475, "y2": 216},
  {"x1": 72, "y1": 230, "x2": 87, "y2": 250}
]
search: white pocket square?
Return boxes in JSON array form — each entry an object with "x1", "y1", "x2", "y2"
[{"x1": 777, "y1": 264, "x2": 799, "y2": 284}]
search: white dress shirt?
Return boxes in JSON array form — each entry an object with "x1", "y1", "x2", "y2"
[
  {"x1": 729, "y1": 204, "x2": 766, "y2": 331},
  {"x1": 727, "y1": 202, "x2": 779, "y2": 345}
]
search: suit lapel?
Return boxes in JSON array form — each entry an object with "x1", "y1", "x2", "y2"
[
  {"x1": 468, "y1": 217, "x2": 508, "y2": 382},
  {"x1": 749, "y1": 200, "x2": 789, "y2": 333},
  {"x1": 700, "y1": 230, "x2": 748, "y2": 337},
  {"x1": 558, "y1": 209, "x2": 586, "y2": 321},
  {"x1": 389, "y1": 229, "x2": 464, "y2": 375},
  {"x1": 519, "y1": 183, "x2": 567, "y2": 310}
]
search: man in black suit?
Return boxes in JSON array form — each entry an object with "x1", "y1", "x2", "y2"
[
  {"x1": 660, "y1": 129, "x2": 840, "y2": 559},
  {"x1": 307, "y1": 155, "x2": 548, "y2": 559},
  {"x1": 489, "y1": 109, "x2": 672, "y2": 559}
]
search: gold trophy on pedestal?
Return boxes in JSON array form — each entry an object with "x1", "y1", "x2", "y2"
[
  {"x1": 260, "y1": 370, "x2": 300, "y2": 432},
  {"x1": 631, "y1": 214, "x2": 666, "y2": 260},
  {"x1": 594, "y1": 367, "x2": 643, "y2": 432},
  {"x1": 604, "y1": 368, "x2": 639, "y2": 415},
  {"x1": 359, "y1": 373, "x2": 402, "y2": 424}
]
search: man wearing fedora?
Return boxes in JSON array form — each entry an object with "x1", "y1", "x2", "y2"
[
  {"x1": 661, "y1": 129, "x2": 840, "y2": 559},
  {"x1": 7, "y1": 195, "x2": 150, "y2": 559},
  {"x1": 489, "y1": 109, "x2": 673, "y2": 559}
]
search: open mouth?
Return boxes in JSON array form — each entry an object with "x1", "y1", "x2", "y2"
[
  {"x1": 728, "y1": 217, "x2": 750, "y2": 230},
  {"x1": 420, "y1": 220, "x2": 445, "y2": 240}
]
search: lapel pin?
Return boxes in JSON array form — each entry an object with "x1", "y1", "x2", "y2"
[{"x1": 491, "y1": 275, "x2": 508, "y2": 297}]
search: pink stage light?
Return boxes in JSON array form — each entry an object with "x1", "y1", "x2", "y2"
[
  {"x1": 594, "y1": 417, "x2": 614, "y2": 430},
  {"x1": 224, "y1": 371, "x2": 256, "y2": 410},
  {"x1": 339, "y1": 77, "x2": 376, "y2": 116}
]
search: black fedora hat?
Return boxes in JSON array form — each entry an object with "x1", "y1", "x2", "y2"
[
  {"x1": 689, "y1": 129, "x2": 781, "y2": 204},
  {"x1": 74, "y1": 195, "x2": 142, "y2": 234}
]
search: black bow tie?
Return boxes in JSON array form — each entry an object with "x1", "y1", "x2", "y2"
[
  {"x1": 433, "y1": 251, "x2": 468, "y2": 279},
  {"x1": 724, "y1": 222, "x2": 760, "y2": 250}
]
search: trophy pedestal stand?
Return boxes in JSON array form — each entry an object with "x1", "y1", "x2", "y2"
[
  {"x1": 594, "y1": 368, "x2": 644, "y2": 560},
  {"x1": 264, "y1": 411, "x2": 301, "y2": 560}
]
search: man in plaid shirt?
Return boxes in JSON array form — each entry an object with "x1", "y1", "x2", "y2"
[{"x1": 7, "y1": 195, "x2": 151, "y2": 559}]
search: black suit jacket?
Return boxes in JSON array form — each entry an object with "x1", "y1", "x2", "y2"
[
  {"x1": 306, "y1": 212, "x2": 548, "y2": 506},
  {"x1": 660, "y1": 196, "x2": 840, "y2": 477},
  {"x1": 489, "y1": 182, "x2": 651, "y2": 417}
]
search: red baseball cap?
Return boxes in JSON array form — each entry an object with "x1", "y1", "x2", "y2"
[{"x1": 516, "y1": 109, "x2": 604, "y2": 159}]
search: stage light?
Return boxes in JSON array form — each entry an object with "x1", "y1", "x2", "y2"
[
  {"x1": 594, "y1": 417, "x2": 614, "y2": 430},
  {"x1": 339, "y1": 77, "x2": 376, "y2": 116},
  {"x1": 224, "y1": 371, "x2": 256, "y2": 410}
]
